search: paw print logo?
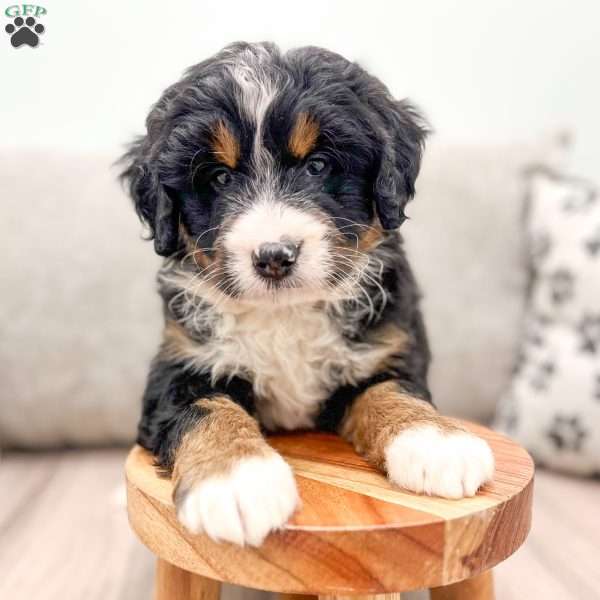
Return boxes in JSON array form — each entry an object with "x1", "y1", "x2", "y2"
[
  {"x1": 5, "y1": 16, "x2": 44, "y2": 48},
  {"x1": 546, "y1": 415, "x2": 587, "y2": 452}
]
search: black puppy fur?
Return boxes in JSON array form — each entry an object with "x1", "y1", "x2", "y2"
[{"x1": 121, "y1": 41, "x2": 430, "y2": 471}]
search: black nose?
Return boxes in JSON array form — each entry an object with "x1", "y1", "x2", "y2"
[{"x1": 252, "y1": 241, "x2": 300, "y2": 280}]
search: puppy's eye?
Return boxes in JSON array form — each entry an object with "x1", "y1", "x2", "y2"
[
  {"x1": 211, "y1": 169, "x2": 231, "y2": 189},
  {"x1": 306, "y1": 157, "x2": 329, "y2": 176}
]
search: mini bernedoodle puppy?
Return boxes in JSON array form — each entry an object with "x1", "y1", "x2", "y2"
[{"x1": 121, "y1": 42, "x2": 494, "y2": 547}]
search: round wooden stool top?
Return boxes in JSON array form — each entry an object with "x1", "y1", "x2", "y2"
[{"x1": 125, "y1": 421, "x2": 534, "y2": 595}]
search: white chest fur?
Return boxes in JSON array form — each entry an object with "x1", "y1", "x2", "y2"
[{"x1": 179, "y1": 303, "x2": 393, "y2": 430}]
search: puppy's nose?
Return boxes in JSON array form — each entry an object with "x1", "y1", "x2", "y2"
[{"x1": 252, "y1": 240, "x2": 299, "y2": 280}]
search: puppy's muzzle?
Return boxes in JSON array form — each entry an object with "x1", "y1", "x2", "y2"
[{"x1": 252, "y1": 240, "x2": 301, "y2": 280}]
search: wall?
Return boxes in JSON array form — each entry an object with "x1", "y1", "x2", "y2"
[{"x1": 1, "y1": 0, "x2": 598, "y2": 178}]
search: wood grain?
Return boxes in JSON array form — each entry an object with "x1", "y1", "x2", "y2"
[
  {"x1": 125, "y1": 421, "x2": 534, "y2": 594},
  {"x1": 155, "y1": 559, "x2": 221, "y2": 600}
]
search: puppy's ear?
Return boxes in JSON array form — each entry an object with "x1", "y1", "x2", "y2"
[
  {"x1": 120, "y1": 139, "x2": 180, "y2": 257},
  {"x1": 372, "y1": 99, "x2": 428, "y2": 230}
]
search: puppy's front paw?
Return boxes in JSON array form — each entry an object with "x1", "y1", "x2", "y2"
[
  {"x1": 385, "y1": 425, "x2": 495, "y2": 499},
  {"x1": 175, "y1": 452, "x2": 299, "y2": 546}
]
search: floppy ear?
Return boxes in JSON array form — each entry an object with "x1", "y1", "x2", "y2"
[
  {"x1": 372, "y1": 99, "x2": 428, "y2": 230},
  {"x1": 120, "y1": 139, "x2": 180, "y2": 257}
]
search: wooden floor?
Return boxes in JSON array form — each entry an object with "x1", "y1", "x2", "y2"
[{"x1": 0, "y1": 449, "x2": 598, "y2": 600}]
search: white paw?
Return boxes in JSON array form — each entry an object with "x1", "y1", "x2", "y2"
[
  {"x1": 176, "y1": 453, "x2": 299, "y2": 546},
  {"x1": 384, "y1": 425, "x2": 495, "y2": 499}
]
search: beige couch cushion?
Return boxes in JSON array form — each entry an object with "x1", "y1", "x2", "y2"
[
  {"x1": 0, "y1": 153, "x2": 161, "y2": 446},
  {"x1": 0, "y1": 138, "x2": 566, "y2": 447}
]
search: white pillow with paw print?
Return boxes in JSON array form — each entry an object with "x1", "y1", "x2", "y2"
[{"x1": 495, "y1": 170, "x2": 600, "y2": 475}]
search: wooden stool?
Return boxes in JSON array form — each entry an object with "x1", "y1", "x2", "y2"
[{"x1": 125, "y1": 421, "x2": 534, "y2": 600}]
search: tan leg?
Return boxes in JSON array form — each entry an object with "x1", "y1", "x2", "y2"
[
  {"x1": 280, "y1": 595, "x2": 318, "y2": 600},
  {"x1": 155, "y1": 558, "x2": 221, "y2": 600},
  {"x1": 430, "y1": 570, "x2": 494, "y2": 600}
]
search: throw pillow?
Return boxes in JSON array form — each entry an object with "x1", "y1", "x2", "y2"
[{"x1": 495, "y1": 169, "x2": 600, "y2": 475}]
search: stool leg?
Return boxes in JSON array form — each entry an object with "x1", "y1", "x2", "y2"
[
  {"x1": 155, "y1": 558, "x2": 221, "y2": 600},
  {"x1": 430, "y1": 570, "x2": 494, "y2": 600}
]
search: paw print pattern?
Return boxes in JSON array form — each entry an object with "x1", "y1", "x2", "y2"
[
  {"x1": 5, "y1": 16, "x2": 44, "y2": 48},
  {"x1": 584, "y1": 226, "x2": 600, "y2": 257},
  {"x1": 546, "y1": 415, "x2": 587, "y2": 452},
  {"x1": 529, "y1": 359, "x2": 556, "y2": 392},
  {"x1": 548, "y1": 268, "x2": 574, "y2": 305},
  {"x1": 577, "y1": 313, "x2": 600, "y2": 353},
  {"x1": 523, "y1": 314, "x2": 551, "y2": 347}
]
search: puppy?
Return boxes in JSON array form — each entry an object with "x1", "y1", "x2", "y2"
[{"x1": 121, "y1": 42, "x2": 494, "y2": 547}]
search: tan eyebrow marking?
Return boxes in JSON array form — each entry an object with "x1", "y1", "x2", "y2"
[
  {"x1": 288, "y1": 112, "x2": 319, "y2": 159},
  {"x1": 210, "y1": 121, "x2": 240, "y2": 168}
]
